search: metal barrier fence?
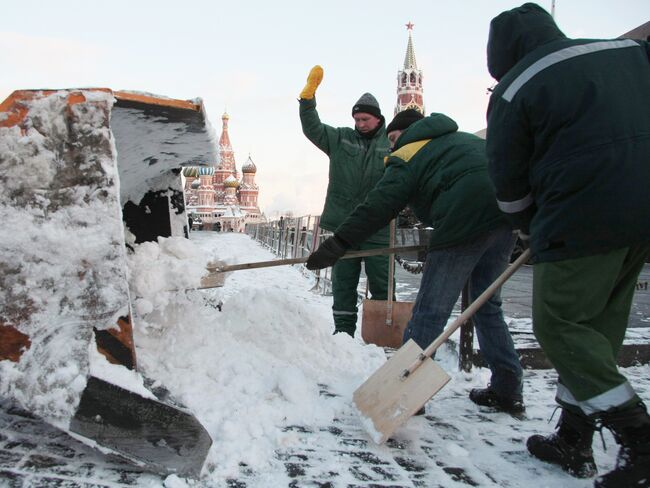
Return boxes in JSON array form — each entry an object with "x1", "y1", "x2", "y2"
[
  {"x1": 244, "y1": 217, "x2": 432, "y2": 296},
  {"x1": 245, "y1": 215, "x2": 334, "y2": 294}
]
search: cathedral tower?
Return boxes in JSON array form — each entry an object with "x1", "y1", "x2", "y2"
[
  {"x1": 197, "y1": 166, "x2": 215, "y2": 209},
  {"x1": 214, "y1": 112, "x2": 238, "y2": 203},
  {"x1": 239, "y1": 155, "x2": 261, "y2": 219},
  {"x1": 182, "y1": 111, "x2": 265, "y2": 231}
]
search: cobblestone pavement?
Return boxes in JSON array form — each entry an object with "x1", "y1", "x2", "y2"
[
  {"x1": 3, "y1": 367, "x2": 648, "y2": 488},
  {"x1": 2, "y1": 264, "x2": 648, "y2": 487},
  {"x1": 0, "y1": 377, "x2": 555, "y2": 488}
]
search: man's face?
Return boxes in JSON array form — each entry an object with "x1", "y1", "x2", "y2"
[
  {"x1": 387, "y1": 130, "x2": 402, "y2": 149},
  {"x1": 353, "y1": 113, "x2": 381, "y2": 134}
]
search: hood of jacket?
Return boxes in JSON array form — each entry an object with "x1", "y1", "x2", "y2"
[
  {"x1": 394, "y1": 113, "x2": 458, "y2": 149},
  {"x1": 487, "y1": 2, "x2": 566, "y2": 81}
]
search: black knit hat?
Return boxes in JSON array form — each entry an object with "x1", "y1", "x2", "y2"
[
  {"x1": 386, "y1": 109, "x2": 424, "y2": 134},
  {"x1": 351, "y1": 92, "x2": 381, "y2": 118}
]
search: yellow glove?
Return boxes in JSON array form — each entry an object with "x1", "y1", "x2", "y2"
[{"x1": 299, "y1": 65, "x2": 324, "y2": 100}]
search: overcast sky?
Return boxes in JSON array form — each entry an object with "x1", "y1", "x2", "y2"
[{"x1": 2, "y1": 0, "x2": 647, "y2": 218}]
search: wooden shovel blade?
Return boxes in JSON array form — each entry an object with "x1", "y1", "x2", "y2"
[
  {"x1": 361, "y1": 299, "x2": 414, "y2": 349},
  {"x1": 200, "y1": 270, "x2": 226, "y2": 288},
  {"x1": 353, "y1": 339, "x2": 450, "y2": 444},
  {"x1": 199, "y1": 260, "x2": 227, "y2": 288}
]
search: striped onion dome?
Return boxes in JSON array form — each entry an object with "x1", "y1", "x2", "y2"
[
  {"x1": 223, "y1": 175, "x2": 239, "y2": 188},
  {"x1": 242, "y1": 155, "x2": 257, "y2": 173},
  {"x1": 182, "y1": 167, "x2": 199, "y2": 177},
  {"x1": 198, "y1": 166, "x2": 214, "y2": 176}
]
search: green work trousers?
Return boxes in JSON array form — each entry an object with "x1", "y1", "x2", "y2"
[
  {"x1": 331, "y1": 240, "x2": 391, "y2": 336},
  {"x1": 532, "y1": 244, "x2": 649, "y2": 415}
]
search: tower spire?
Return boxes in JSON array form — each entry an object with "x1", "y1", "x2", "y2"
[
  {"x1": 218, "y1": 111, "x2": 237, "y2": 175},
  {"x1": 403, "y1": 23, "x2": 417, "y2": 70},
  {"x1": 394, "y1": 22, "x2": 425, "y2": 115}
]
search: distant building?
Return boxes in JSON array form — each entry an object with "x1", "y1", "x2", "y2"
[
  {"x1": 182, "y1": 113, "x2": 265, "y2": 232},
  {"x1": 394, "y1": 22, "x2": 425, "y2": 115}
]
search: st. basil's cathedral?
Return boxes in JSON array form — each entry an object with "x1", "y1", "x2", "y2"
[
  {"x1": 182, "y1": 112, "x2": 263, "y2": 232},
  {"x1": 182, "y1": 22, "x2": 424, "y2": 232}
]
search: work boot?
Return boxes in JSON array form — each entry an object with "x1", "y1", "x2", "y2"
[
  {"x1": 469, "y1": 387, "x2": 525, "y2": 414},
  {"x1": 333, "y1": 328, "x2": 354, "y2": 338},
  {"x1": 594, "y1": 401, "x2": 650, "y2": 488},
  {"x1": 527, "y1": 408, "x2": 597, "y2": 478},
  {"x1": 333, "y1": 316, "x2": 356, "y2": 338}
]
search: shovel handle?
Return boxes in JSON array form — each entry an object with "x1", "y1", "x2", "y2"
[
  {"x1": 206, "y1": 245, "x2": 427, "y2": 273},
  {"x1": 386, "y1": 220, "x2": 396, "y2": 325},
  {"x1": 402, "y1": 248, "x2": 531, "y2": 379}
]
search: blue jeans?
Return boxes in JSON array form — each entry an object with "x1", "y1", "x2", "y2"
[{"x1": 403, "y1": 225, "x2": 523, "y2": 397}]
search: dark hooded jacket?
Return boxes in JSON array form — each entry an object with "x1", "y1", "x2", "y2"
[
  {"x1": 335, "y1": 113, "x2": 507, "y2": 250},
  {"x1": 486, "y1": 2, "x2": 650, "y2": 262}
]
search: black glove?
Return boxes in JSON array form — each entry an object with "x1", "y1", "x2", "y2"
[{"x1": 306, "y1": 235, "x2": 349, "y2": 270}]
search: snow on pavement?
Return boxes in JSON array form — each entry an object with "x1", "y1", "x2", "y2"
[
  {"x1": 126, "y1": 231, "x2": 649, "y2": 487},
  {"x1": 128, "y1": 231, "x2": 386, "y2": 484},
  {"x1": 2, "y1": 231, "x2": 647, "y2": 487}
]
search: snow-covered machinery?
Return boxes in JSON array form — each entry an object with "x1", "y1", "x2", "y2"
[{"x1": 0, "y1": 89, "x2": 216, "y2": 477}]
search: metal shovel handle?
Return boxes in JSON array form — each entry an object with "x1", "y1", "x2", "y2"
[{"x1": 402, "y1": 248, "x2": 531, "y2": 379}]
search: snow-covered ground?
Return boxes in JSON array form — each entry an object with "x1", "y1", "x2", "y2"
[
  {"x1": 2, "y1": 231, "x2": 648, "y2": 487},
  {"x1": 128, "y1": 231, "x2": 648, "y2": 487},
  {"x1": 128, "y1": 231, "x2": 387, "y2": 484}
]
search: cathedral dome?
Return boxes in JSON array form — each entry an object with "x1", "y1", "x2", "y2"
[
  {"x1": 182, "y1": 167, "x2": 199, "y2": 177},
  {"x1": 242, "y1": 156, "x2": 257, "y2": 174},
  {"x1": 190, "y1": 179, "x2": 200, "y2": 189},
  {"x1": 224, "y1": 175, "x2": 239, "y2": 188},
  {"x1": 198, "y1": 166, "x2": 215, "y2": 176}
]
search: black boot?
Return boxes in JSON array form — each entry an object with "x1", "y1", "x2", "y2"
[
  {"x1": 527, "y1": 408, "x2": 597, "y2": 478},
  {"x1": 595, "y1": 401, "x2": 650, "y2": 488},
  {"x1": 469, "y1": 386, "x2": 525, "y2": 414}
]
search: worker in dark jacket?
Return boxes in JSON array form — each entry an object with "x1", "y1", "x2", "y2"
[
  {"x1": 307, "y1": 109, "x2": 524, "y2": 413},
  {"x1": 486, "y1": 4, "x2": 650, "y2": 486},
  {"x1": 299, "y1": 65, "x2": 391, "y2": 337}
]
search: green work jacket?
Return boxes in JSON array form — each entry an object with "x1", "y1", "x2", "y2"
[
  {"x1": 299, "y1": 98, "x2": 390, "y2": 244},
  {"x1": 335, "y1": 113, "x2": 507, "y2": 250}
]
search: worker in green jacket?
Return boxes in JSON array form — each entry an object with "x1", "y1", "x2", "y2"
[
  {"x1": 298, "y1": 65, "x2": 391, "y2": 337},
  {"x1": 306, "y1": 109, "x2": 524, "y2": 414},
  {"x1": 486, "y1": 4, "x2": 650, "y2": 486}
]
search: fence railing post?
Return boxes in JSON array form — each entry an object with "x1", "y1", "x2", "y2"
[{"x1": 245, "y1": 215, "x2": 337, "y2": 294}]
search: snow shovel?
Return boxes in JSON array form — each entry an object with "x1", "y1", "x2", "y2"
[
  {"x1": 353, "y1": 249, "x2": 531, "y2": 444},
  {"x1": 361, "y1": 220, "x2": 414, "y2": 349},
  {"x1": 197, "y1": 245, "x2": 427, "y2": 290}
]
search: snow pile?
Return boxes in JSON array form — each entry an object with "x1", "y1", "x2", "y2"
[
  {"x1": 127, "y1": 236, "x2": 212, "y2": 317},
  {"x1": 127, "y1": 233, "x2": 387, "y2": 482}
]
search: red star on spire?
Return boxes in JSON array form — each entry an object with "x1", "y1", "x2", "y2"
[{"x1": 406, "y1": 21, "x2": 414, "y2": 31}]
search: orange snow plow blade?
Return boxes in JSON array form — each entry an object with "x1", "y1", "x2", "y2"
[{"x1": 0, "y1": 88, "x2": 216, "y2": 477}]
